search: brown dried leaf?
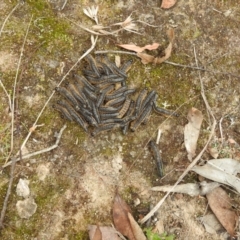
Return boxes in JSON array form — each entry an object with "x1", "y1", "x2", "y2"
[
  {"x1": 184, "y1": 107, "x2": 203, "y2": 161},
  {"x1": 136, "y1": 28, "x2": 174, "y2": 64},
  {"x1": 208, "y1": 147, "x2": 219, "y2": 159},
  {"x1": 127, "y1": 212, "x2": 147, "y2": 240},
  {"x1": 112, "y1": 192, "x2": 136, "y2": 240},
  {"x1": 92, "y1": 225, "x2": 102, "y2": 240},
  {"x1": 206, "y1": 187, "x2": 237, "y2": 237},
  {"x1": 161, "y1": 0, "x2": 177, "y2": 9},
  {"x1": 88, "y1": 225, "x2": 121, "y2": 240},
  {"x1": 118, "y1": 43, "x2": 160, "y2": 53}
]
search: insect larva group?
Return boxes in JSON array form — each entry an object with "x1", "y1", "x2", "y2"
[{"x1": 54, "y1": 54, "x2": 178, "y2": 135}]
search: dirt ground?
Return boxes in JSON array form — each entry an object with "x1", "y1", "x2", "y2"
[{"x1": 0, "y1": 0, "x2": 240, "y2": 239}]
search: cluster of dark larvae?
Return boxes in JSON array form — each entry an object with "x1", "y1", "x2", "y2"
[{"x1": 53, "y1": 54, "x2": 178, "y2": 136}]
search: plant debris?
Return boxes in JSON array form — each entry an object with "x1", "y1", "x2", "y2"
[
  {"x1": 88, "y1": 225, "x2": 121, "y2": 240},
  {"x1": 184, "y1": 107, "x2": 203, "y2": 161},
  {"x1": 192, "y1": 158, "x2": 240, "y2": 193},
  {"x1": 118, "y1": 29, "x2": 175, "y2": 64},
  {"x1": 112, "y1": 192, "x2": 146, "y2": 240},
  {"x1": 117, "y1": 43, "x2": 160, "y2": 53},
  {"x1": 206, "y1": 187, "x2": 238, "y2": 237},
  {"x1": 54, "y1": 54, "x2": 177, "y2": 135},
  {"x1": 138, "y1": 29, "x2": 174, "y2": 64},
  {"x1": 151, "y1": 181, "x2": 220, "y2": 197},
  {"x1": 161, "y1": 0, "x2": 178, "y2": 9},
  {"x1": 199, "y1": 214, "x2": 224, "y2": 235}
]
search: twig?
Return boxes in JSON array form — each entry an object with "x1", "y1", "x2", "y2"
[
  {"x1": 156, "y1": 129, "x2": 162, "y2": 145},
  {"x1": 11, "y1": 36, "x2": 98, "y2": 162},
  {"x1": 5, "y1": 15, "x2": 33, "y2": 165},
  {"x1": 60, "y1": 0, "x2": 68, "y2": 11},
  {"x1": 0, "y1": 2, "x2": 20, "y2": 38},
  {"x1": 136, "y1": 20, "x2": 159, "y2": 27},
  {"x1": 0, "y1": 79, "x2": 11, "y2": 111},
  {"x1": 140, "y1": 45, "x2": 217, "y2": 224},
  {"x1": 2, "y1": 124, "x2": 67, "y2": 169},
  {"x1": 0, "y1": 158, "x2": 16, "y2": 229},
  {"x1": 219, "y1": 115, "x2": 226, "y2": 146},
  {"x1": 64, "y1": 17, "x2": 114, "y2": 36},
  {"x1": 95, "y1": 50, "x2": 240, "y2": 79},
  {"x1": 95, "y1": 50, "x2": 137, "y2": 56}
]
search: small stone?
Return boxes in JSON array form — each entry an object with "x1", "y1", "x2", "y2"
[
  {"x1": 16, "y1": 197, "x2": 37, "y2": 219},
  {"x1": 133, "y1": 198, "x2": 140, "y2": 206},
  {"x1": 16, "y1": 178, "x2": 30, "y2": 198},
  {"x1": 36, "y1": 164, "x2": 50, "y2": 181}
]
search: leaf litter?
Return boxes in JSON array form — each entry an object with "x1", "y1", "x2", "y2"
[
  {"x1": 192, "y1": 158, "x2": 240, "y2": 193},
  {"x1": 161, "y1": 0, "x2": 178, "y2": 9},
  {"x1": 206, "y1": 187, "x2": 238, "y2": 237},
  {"x1": 1, "y1": 1, "x2": 240, "y2": 239},
  {"x1": 118, "y1": 28, "x2": 175, "y2": 65},
  {"x1": 112, "y1": 192, "x2": 146, "y2": 240},
  {"x1": 184, "y1": 107, "x2": 203, "y2": 161}
]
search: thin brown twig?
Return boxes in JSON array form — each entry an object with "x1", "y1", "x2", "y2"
[
  {"x1": 0, "y1": 2, "x2": 20, "y2": 38},
  {"x1": 5, "y1": 15, "x2": 33, "y2": 165},
  {"x1": 95, "y1": 50, "x2": 240, "y2": 79},
  {"x1": 0, "y1": 157, "x2": 17, "y2": 229},
  {"x1": 2, "y1": 124, "x2": 67, "y2": 169},
  {"x1": 11, "y1": 36, "x2": 98, "y2": 162},
  {"x1": 0, "y1": 79, "x2": 11, "y2": 110},
  {"x1": 0, "y1": 14, "x2": 33, "y2": 230}
]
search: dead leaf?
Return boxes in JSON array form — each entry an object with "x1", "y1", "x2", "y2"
[
  {"x1": 117, "y1": 43, "x2": 160, "y2": 53},
  {"x1": 88, "y1": 225, "x2": 121, "y2": 240},
  {"x1": 112, "y1": 192, "x2": 146, "y2": 240},
  {"x1": 206, "y1": 187, "x2": 237, "y2": 237},
  {"x1": 127, "y1": 212, "x2": 147, "y2": 240},
  {"x1": 192, "y1": 158, "x2": 240, "y2": 193},
  {"x1": 199, "y1": 214, "x2": 224, "y2": 235},
  {"x1": 151, "y1": 182, "x2": 219, "y2": 197},
  {"x1": 136, "y1": 28, "x2": 174, "y2": 64},
  {"x1": 184, "y1": 107, "x2": 203, "y2": 161},
  {"x1": 115, "y1": 55, "x2": 121, "y2": 68},
  {"x1": 208, "y1": 147, "x2": 219, "y2": 159},
  {"x1": 161, "y1": 0, "x2": 177, "y2": 9},
  {"x1": 112, "y1": 192, "x2": 136, "y2": 240},
  {"x1": 92, "y1": 225, "x2": 102, "y2": 240}
]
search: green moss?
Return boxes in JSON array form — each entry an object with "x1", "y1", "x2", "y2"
[{"x1": 68, "y1": 230, "x2": 88, "y2": 240}]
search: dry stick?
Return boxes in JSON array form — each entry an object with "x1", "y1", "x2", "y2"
[
  {"x1": 64, "y1": 17, "x2": 112, "y2": 36},
  {"x1": 0, "y1": 15, "x2": 33, "y2": 229},
  {"x1": 0, "y1": 79, "x2": 11, "y2": 111},
  {"x1": 2, "y1": 124, "x2": 67, "y2": 169},
  {"x1": 0, "y1": 157, "x2": 17, "y2": 229},
  {"x1": 140, "y1": 46, "x2": 217, "y2": 224},
  {"x1": 4, "y1": 15, "x2": 33, "y2": 165},
  {"x1": 95, "y1": 50, "x2": 240, "y2": 79},
  {"x1": 0, "y1": 2, "x2": 20, "y2": 37},
  {"x1": 11, "y1": 36, "x2": 98, "y2": 162}
]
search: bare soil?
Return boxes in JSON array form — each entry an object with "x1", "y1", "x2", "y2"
[{"x1": 0, "y1": 0, "x2": 240, "y2": 239}]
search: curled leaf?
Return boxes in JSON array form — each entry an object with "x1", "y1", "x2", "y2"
[
  {"x1": 92, "y1": 225, "x2": 102, "y2": 240},
  {"x1": 151, "y1": 182, "x2": 219, "y2": 197},
  {"x1": 127, "y1": 213, "x2": 147, "y2": 240},
  {"x1": 117, "y1": 43, "x2": 160, "y2": 53},
  {"x1": 88, "y1": 225, "x2": 121, "y2": 240},
  {"x1": 192, "y1": 158, "x2": 240, "y2": 193},
  {"x1": 206, "y1": 187, "x2": 237, "y2": 237},
  {"x1": 136, "y1": 28, "x2": 175, "y2": 64},
  {"x1": 184, "y1": 107, "x2": 203, "y2": 161},
  {"x1": 161, "y1": 0, "x2": 177, "y2": 9},
  {"x1": 112, "y1": 192, "x2": 135, "y2": 240}
]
